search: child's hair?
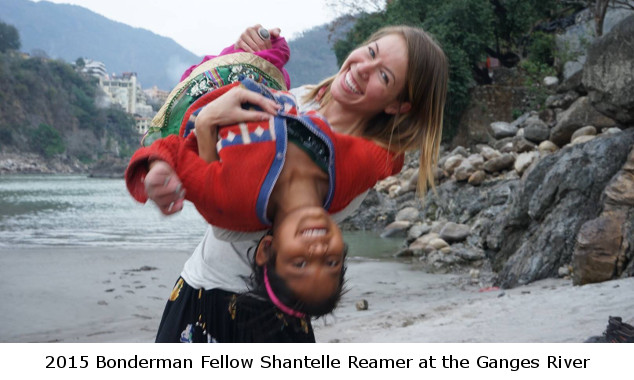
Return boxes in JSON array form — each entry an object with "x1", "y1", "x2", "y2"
[
  {"x1": 241, "y1": 234, "x2": 348, "y2": 318},
  {"x1": 304, "y1": 25, "x2": 448, "y2": 196}
]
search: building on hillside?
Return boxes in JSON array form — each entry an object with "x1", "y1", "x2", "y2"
[
  {"x1": 135, "y1": 116, "x2": 152, "y2": 135},
  {"x1": 144, "y1": 86, "x2": 169, "y2": 108},
  {"x1": 81, "y1": 59, "x2": 108, "y2": 78},
  {"x1": 79, "y1": 61, "x2": 156, "y2": 134}
]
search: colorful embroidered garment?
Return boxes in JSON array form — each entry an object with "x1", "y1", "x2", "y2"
[{"x1": 143, "y1": 52, "x2": 287, "y2": 146}]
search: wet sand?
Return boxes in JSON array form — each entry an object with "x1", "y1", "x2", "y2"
[{"x1": 1, "y1": 246, "x2": 632, "y2": 343}]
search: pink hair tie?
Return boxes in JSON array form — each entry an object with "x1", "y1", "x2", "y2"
[{"x1": 263, "y1": 266, "x2": 306, "y2": 318}]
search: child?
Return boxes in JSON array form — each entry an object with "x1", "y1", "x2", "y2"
[{"x1": 126, "y1": 77, "x2": 403, "y2": 323}]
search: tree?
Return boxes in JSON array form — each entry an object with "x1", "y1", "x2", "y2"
[
  {"x1": 329, "y1": 0, "x2": 571, "y2": 137},
  {"x1": 590, "y1": 0, "x2": 634, "y2": 36},
  {"x1": 0, "y1": 21, "x2": 21, "y2": 53}
]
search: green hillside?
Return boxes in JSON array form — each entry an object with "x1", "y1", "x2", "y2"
[{"x1": 0, "y1": 49, "x2": 138, "y2": 161}]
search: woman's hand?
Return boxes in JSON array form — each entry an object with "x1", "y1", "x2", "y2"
[
  {"x1": 234, "y1": 24, "x2": 281, "y2": 53},
  {"x1": 195, "y1": 86, "x2": 280, "y2": 129},
  {"x1": 144, "y1": 160, "x2": 185, "y2": 215}
]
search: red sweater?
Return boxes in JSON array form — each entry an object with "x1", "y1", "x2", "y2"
[{"x1": 126, "y1": 82, "x2": 403, "y2": 232}]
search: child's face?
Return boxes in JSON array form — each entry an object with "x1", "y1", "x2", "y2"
[{"x1": 271, "y1": 206, "x2": 345, "y2": 304}]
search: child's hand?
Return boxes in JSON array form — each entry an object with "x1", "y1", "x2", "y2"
[
  {"x1": 195, "y1": 86, "x2": 280, "y2": 129},
  {"x1": 144, "y1": 161, "x2": 186, "y2": 215},
  {"x1": 235, "y1": 24, "x2": 282, "y2": 53}
]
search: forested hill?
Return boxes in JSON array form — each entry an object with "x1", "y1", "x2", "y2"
[
  {"x1": 286, "y1": 25, "x2": 340, "y2": 87},
  {"x1": 0, "y1": 0, "x2": 340, "y2": 90},
  {"x1": 0, "y1": 51, "x2": 138, "y2": 162}
]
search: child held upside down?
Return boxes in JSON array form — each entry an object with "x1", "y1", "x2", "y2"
[{"x1": 126, "y1": 78, "x2": 403, "y2": 319}]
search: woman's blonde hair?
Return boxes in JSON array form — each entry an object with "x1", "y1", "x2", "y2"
[{"x1": 305, "y1": 25, "x2": 448, "y2": 196}]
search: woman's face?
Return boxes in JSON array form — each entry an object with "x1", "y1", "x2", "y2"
[
  {"x1": 268, "y1": 206, "x2": 345, "y2": 304},
  {"x1": 330, "y1": 34, "x2": 410, "y2": 117}
]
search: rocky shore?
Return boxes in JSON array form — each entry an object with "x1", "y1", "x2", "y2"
[
  {"x1": 0, "y1": 152, "x2": 128, "y2": 178},
  {"x1": 0, "y1": 152, "x2": 88, "y2": 175},
  {"x1": 352, "y1": 13, "x2": 634, "y2": 290}
]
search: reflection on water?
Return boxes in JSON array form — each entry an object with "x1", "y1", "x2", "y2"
[
  {"x1": 0, "y1": 174, "x2": 207, "y2": 251},
  {"x1": 0, "y1": 175, "x2": 404, "y2": 258}
]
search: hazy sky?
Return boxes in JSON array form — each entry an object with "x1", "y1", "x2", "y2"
[{"x1": 32, "y1": 0, "x2": 342, "y2": 56}]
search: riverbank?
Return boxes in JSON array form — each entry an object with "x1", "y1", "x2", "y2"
[
  {"x1": 0, "y1": 152, "x2": 128, "y2": 178},
  {"x1": 1, "y1": 246, "x2": 632, "y2": 343},
  {"x1": 0, "y1": 152, "x2": 88, "y2": 174}
]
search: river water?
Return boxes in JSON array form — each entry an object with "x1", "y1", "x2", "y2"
[{"x1": 0, "y1": 175, "x2": 403, "y2": 258}]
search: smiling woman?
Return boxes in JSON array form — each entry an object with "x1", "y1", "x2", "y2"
[{"x1": 132, "y1": 24, "x2": 448, "y2": 343}]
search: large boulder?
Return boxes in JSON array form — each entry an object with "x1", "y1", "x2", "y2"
[
  {"x1": 549, "y1": 97, "x2": 616, "y2": 146},
  {"x1": 486, "y1": 128, "x2": 634, "y2": 288},
  {"x1": 582, "y1": 14, "x2": 634, "y2": 124},
  {"x1": 572, "y1": 210, "x2": 627, "y2": 285}
]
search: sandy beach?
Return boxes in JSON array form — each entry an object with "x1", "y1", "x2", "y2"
[{"x1": 1, "y1": 246, "x2": 632, "y2": 343}]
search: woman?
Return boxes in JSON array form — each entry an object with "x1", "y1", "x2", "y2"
[{"x1": 142, "y1": 24, "x2": 448, "y2": 342}]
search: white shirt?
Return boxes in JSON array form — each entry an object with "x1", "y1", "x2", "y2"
[{"x1": 180, "y1": 85, "x2": 367, "y2": 291}]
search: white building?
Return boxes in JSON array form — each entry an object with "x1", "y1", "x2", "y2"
[{"x1": 79, "y1": 60, "x2": 156, "y2": 134}]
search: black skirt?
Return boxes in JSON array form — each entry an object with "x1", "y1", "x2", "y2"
[{"x1": 155, "y1": 277, "x2": 316, "y2": 343}]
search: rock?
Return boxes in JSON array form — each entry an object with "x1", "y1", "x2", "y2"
[
  {"x1": 339, "y1": 189, "x2": 399, "y2": 231},
  {"x1": 355, "y1": 300, "x2": 369, "y2": 311},
  {"x1": 88, "y1": 157, "x2": 127, "y2": 178},
  {"x1": 490, "y1": 121, "x2": 518, "y2": 139},
  {"x1": 603, "y1": 127, "x2": 622, "y2": 135},
  {"x1": 443, "y1": 155, "x2": 464, "y2": 174},
  {"x1": 395, "y1": 207, "x2": 420, "y2": 222},
  {"x1": 409, "y1": 232, "x2": 440, "y2": 251},
  {"x1": 453, "y1": 246, "x2": 486, "y2": 261},
  {"x1": 570, "y1": 126, "x2": 597, "y2": 141},
  {"x1": 604, "y1": 149, "x2": 634, "y2": 207},
  {"x1": 543, "y1": 76, "x2": 559, "y2": 87},
  {"x1": 428, "y1": 238, "x2": 450, "y2": 251},
  {"x1": 488, "y1": 129, "x2": 634, "y2": 288},
  {"x1": 559, "y1": 69, "x2": 585, "y2": 93},
  {"x1": 538, "y1": 140, "x2": 559, "y2": 154},
  {"x1": 582, "y1": 14, "x2": 634, "y2": 124},
  {"x1": 468, "y1": 170, "x2": 486, "y2": 186},
  {"x1": 513, "y1": 137, "x2": 536, "y2": 153},
  {"x1": 558, "y1": 266, "x2": 571, "y2": 277},
  {"x1": 380, "y1": 220, "x2": 411, "y2": 238},
  {"x1": 394, "y1": 249, "x2": 415, "y2": 258},
  {"x1": 570, "y1": 134, "x2": 596, "y2": 145},
  {"x1": 572, "y1": 210, "x2": 627, "y2": 285},
  {"x1": 483, "y1": 153, "x2": 515, "y2": 173},
  {"x1": 550, "y1": 97, "x2": 616, "y2": 146},
  {"x1": 545, "y1": 91, "x2": 579, "y2": 110},
  {"x1": 388, "y1": 185, "x2": 402, "y2": 198},
  {"x1": 466, "y1": 154, "x2": 485, "y2": 170},
  {"x1": 454, "y1": 160, "x2": 476, "y2": 182},
  {"x1": 539, "y1": 108, "x2": 557, "y2": 125},
  {"x1": 492, "y1": 137, "x2": 514, "y2": 152},
  {"x1": 451, "y1": 146, "x2": 470, "y2": 157},
  {"x1": 478, "y1": 145, "x2": 502, "y2": 161},
  {"x1": 439, "y1": 222, "x2": 471, "y2": 243},
  {"x1": 523, "y1": 119, "x2": 550, "y2": 143},
  {"x1": 408, "y1": 223, "x2": 431, "y2": 240},
  {"x1": 375, "y1": 176, "x2": 400, "y2": 193},
  {"x1": 401, "y1": 170, "x2": 419, "y2": 194},
  {"x1": 440, "y1": 246, "x2": 452, "y2": 254},
  {"x1": 514, "y1": 151, "x2": 539, "y2": 175},
  {"x1": 511, "y1": 112, "x2": 532, "y2": 129}
]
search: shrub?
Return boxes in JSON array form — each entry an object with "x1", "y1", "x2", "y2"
[{"x1": 28, "y1": 123, "x2": 65, "y2": 157}]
